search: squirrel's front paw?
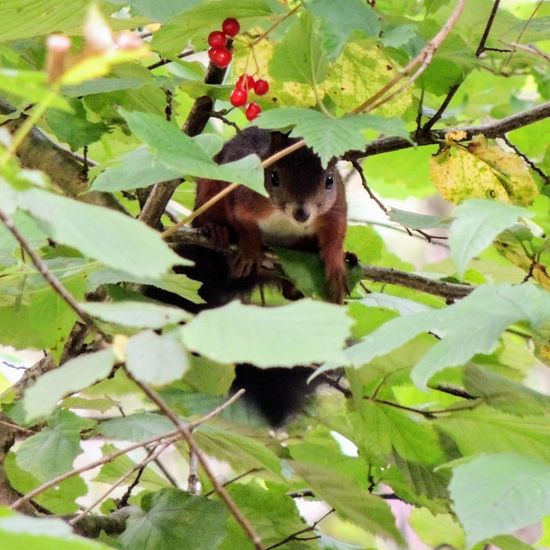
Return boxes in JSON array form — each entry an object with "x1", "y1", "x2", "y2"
[
  {"x1": 230, "y1": 251, "x2": 260, "y2": 278},
  {"x1": 201, "y1": 223, "x2": 230, "y2": 249},
  {"x1": 326, "y1": 266, "x2": 346, "y2": 304}
]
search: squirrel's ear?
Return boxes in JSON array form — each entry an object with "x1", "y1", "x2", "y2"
[{"x1": 269, "y1": 131, "x2": 290, "y2": 153}]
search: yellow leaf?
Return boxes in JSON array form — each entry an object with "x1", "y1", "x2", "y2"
[
  {"x1": 468, "y1": 135, "x2": 539, "y2": 206},
  {"x1": 320, "y1": 40, "x2": 412, "y2": 116},
  {"x1": 430, "y1": 146, "x2": 510, "y2": 204}
]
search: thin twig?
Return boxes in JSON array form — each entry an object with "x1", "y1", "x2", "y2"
[
  {"x1": 69, "y1": 442, "x2": 171, "y2": 526},
  {"x1": 351, "y1": 159, "x2": 389, "y2": 214},
  {"x1": 266, "y1": 508, "x2": 334, "y2": 550},
  {"x1": 506, "y1": 41, "x2": 550, "y2": 62},
  {"x1": 204, "y1": 468, "x2": 263, "y2": 498},
  {"x1": 502, "y1": 0, "x2": 544, "y2": 69},
  {"x1": 500, "y1": 135, "x2": 549, "y2": 185},
  {"x1": 0, "y1": 418, "x2": 35, "y2": 435},
  {"x1": 476, "y1": 0, "x2": 501, "y2": 56},
  {"x1": 10, "y1": 432, "x2": 181, "y2": 510},
  {"x1": 129, "y1": 376, "x2": 265, "y2": 550},
  {"x1": 351, "y1": 0, "x2": 466, "y2": 114},
  {"x1": 10, "y1": 387, "x2": 246, "y2": 510},
  {"x1": 160, "y1": 140, "x2": 305, "y2": 239},
  {"x1": 147, "y1": 49, "x2": 196, "y2": 70},
  {"x1": 190, "y1": 389, "x2": 245, "y2": 427},
  {"x1": 424, "y1": 0, "x2": 502, "y2": 131},
  {"x1": 431, "y1": 384, "x2": 477, "y2": 400},
  {"x1": 0, "y1": 207, "x2": 96, "y2": 328}
]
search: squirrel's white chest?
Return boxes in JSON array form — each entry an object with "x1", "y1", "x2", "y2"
[{"x1": 258, "y1": 210, "x2": 316, "y2": 247}]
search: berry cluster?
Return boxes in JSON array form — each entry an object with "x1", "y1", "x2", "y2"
[
  {"x1": 230, "y1": 73, "x2": 269, "y2": 120},
  {"x1": 207, "y1": 17, "x2": 240, "y2": 69},
  {"x1": 207, "y1": 17, "x2": 270, "y2": 121}
]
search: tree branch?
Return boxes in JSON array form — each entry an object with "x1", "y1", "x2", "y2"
[
  {"x1": 138, "y1": 60, "x2": 230, "y2": 228},
  {"x1": 129, "y1": 375, "x2": 264, "y2": 550},
  {"x1": 10, "y1": 432, "x2": 182, "y2": 510},
  {"x1": 345, "y1": 100, "x2": 550, "y2": 160},
  {"x1": 166, "y1": 226, "x2": 473, "y2": 300},
  {"x1": 351, "y1": 0, "x2": 466, "y2": 114}
]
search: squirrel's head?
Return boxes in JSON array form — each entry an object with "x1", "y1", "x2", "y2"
[{"x1": 264, "y1": 134, "x2": 341, "y2": 226}]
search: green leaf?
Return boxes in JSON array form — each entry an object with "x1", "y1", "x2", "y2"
[
  {"x1": 16, "y1": 410, "x2": 90, "y2": 480},
  {"x1": 98, "y1": 413, "x2": 174, "y2": 441},
  {"x1": 22, "y1": 349, "x2": 115, "y2": 422},
  {"x1": 449, "y1": 453, "x2": 550, "y2": 546},
  {"x1": 126, "y1": 330, "x2": 190, "y2": 385},
  {"x1": 409, "y1": 508, "x2": 465, "y2": 549},
  {"x1": 486, "y1": 535, "x2": 537, "y2": 550},
  {"x1": 120, "y1": 110, "x2": 265, "y2": 195},
  {"x1": 110, "y1": 0, "x2": 199, "y2": 22},
  {"x1": 87, "y1": 268, "x2": 201, "y2": 305},
  {"x1": 275, "y1": 247, "x2": 330, "y2": 300},
  {"x1": 63, "y1": 63, "x2": 155, "y2": 98},
  {"x1": 438, "y1": 407, "x2": 550, "y2": 463},
  {"x1": 0, "y1": 508, "x2": 111, "y2": 550},
  {"x1": 388, "y1": 208, "x2": 453, "y2": 230},
  {"x1": 357, "y1": 401, "x2": 443, "y2": 464},
  {"x1": 381, "y1": 24, "x2": 417, "y2": 48},
  {"x1": 195, "y1": 425, "x2": 282, "y2": 475},
  {"x1": 292, "y1": 462, "x2": 404, "y2": 543},
  {"x1": 119, "y1": 489, "x2": 228, "y2": 550},
  {"x1": 344, "y1": 225, "x2": 384, "y2": 264},
  {"x1": 0, "y1": 0, "x2": 90, "y2": 42},
  {"x1": 151, "y1": 0, "x2": 282, "y2": 55},
  {"x1": 220, "y1": 484, "x2": 307, "y2": 549},
  {"x1": 81, "y1": 301, "x2": 191, "y2": 329},
  {"x1": 0, "y1": 70, "x2": 68, "y2": 109},
  {"x1": 270, "y1": 12, "x2": 328, "y2": 85},
  {"x1": 91, "y1": 147, "x2": 182, "y2": 192},
  {"x1": 46, "y1": 100, "x2": 109, "y2": 151},
  {"x1": 449, "y1": 199, "x2": 533, "y2": 277},
  {"x1": 0, "y1": 274, "x2": 85, "y2": 354},
  {"x1": 95, "y1": 443, "x2": 169, "y2": 490},
  {"x1": 181, "y1": 299, "x2": 352, "y2": 367},
  {"x1": 345, "y1": 283, "x2": 550, "y2": 389},
  {"x1": 4, "y1": 452, "x2": 86, "y2": 514},
  {"x1": 257, "y1": 107, "x2": 407, "y2": 167},
  {"x1": 18, "y1": 188, "x2": 182, "y2": 278},
  {"x1": 305, "y1": 0, "x2": 381, "y2": 59},
  {"x1": 464, "y1": 364, "x2": 550, "y2": 415}
]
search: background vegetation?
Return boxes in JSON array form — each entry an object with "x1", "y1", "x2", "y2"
[{"x1": 0, "y1": 0, "x2": 549, "y2": 548}]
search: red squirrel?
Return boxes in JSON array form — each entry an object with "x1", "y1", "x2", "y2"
[{"x1": 193, "y1": 127, "x2": 348, "y2": 303}]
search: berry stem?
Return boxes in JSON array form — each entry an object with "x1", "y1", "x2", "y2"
[{"x1": 249, "y1": 5, "x2": 301, "y2": 47}]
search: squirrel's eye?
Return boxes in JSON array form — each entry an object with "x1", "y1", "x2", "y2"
[
  {"x1": 325, "y1": 172, "x2": 334, "y2": 189},
  {"x1": 270, "y1": 170, "x2": 280, "y2": 187}
]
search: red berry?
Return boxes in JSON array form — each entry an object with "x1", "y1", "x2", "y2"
[
  {"x1": 230, "y1": 87, "x2": 248, "y2": 107},
  {"x1": 245, "y1": 102, "x2": 261, "y2": 121},
  {"x1": 208, "y1": 31, "x2": 226, "y2": 49},
  {"x1": 253, "y1": 79, "x2": 269, "y2": 95},
  {"x1": 222, "y1": 17, "x2": 240, "y2": 37},
  {"x1": 236, "y1": 74, "x2": 255, "y2": 90},
  {"x1": 210, "y1": 47, "x2": 232, "y2": 68}
]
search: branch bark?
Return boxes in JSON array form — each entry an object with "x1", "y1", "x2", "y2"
[
  {"x1": 166, "y1": 226, "x2": 472, "y2": 300},
  {"x1": 345, "y1": 100, "x2": 550, "y2": 161},
  {"x1": 138, "y1": 62, "x2": 229, "y2": 228}
]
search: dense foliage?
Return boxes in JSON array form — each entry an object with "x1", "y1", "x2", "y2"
[{"x1": 0, "y1": 0, "x2": 550, "y2": 548}]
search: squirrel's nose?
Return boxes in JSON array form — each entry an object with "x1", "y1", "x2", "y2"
[{"x1": 292, "y1": 206, "x2": 310, "y2": 223}]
